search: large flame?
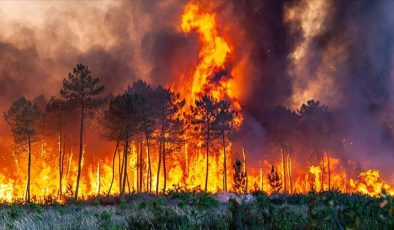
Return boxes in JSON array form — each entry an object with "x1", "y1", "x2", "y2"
[{"x1": 180, "y1": 2, "x2": 241, "y2": 111}]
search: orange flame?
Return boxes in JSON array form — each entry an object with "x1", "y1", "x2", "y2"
[{"x1": 0, "y1": 1, "x2": 393, "y2": 204}]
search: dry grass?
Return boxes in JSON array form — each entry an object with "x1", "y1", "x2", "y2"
[{"x1": 0, "y1": 192, "x2": 392, "y2": 229}]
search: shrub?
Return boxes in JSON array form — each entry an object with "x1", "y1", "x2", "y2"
[
  {"x1": 98, "y1": 210, "x2": 112, "y2": 230},
  {"x1": 9, "y1": 205, "x2": 21, "y2": 219}
]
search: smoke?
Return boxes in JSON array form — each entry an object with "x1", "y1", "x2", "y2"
[
  {"x1": 1, "y1": 0, "x2": 394, "y2": 180},
  {"x1": 282, "y1": 0, "x2": 394, "y2": 178}
]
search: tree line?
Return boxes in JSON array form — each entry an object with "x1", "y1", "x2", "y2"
[{"x1": 4, "y1": 64, "x2": 237, "y2": 202}]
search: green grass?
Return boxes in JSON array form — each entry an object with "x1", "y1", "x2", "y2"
[{"x1": 0, "y1": 192, "x2": 393, "y2": 229}]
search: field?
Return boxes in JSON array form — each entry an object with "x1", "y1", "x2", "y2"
[{"x1": 0, "y1": 191, "x2": 393, "y2": 229}]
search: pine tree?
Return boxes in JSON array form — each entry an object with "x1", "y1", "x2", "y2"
[
  {"x1": 60, "y1": 64, "x2": 104, "y2": 200},
  {"x1": 232, "y1": 159, "x2": 247, "y2": 193},
  {"x1": 268, "y1": 165, "x2": 282, "y2": 193},
  {"x1": 4, "y1": 97, "x2": 41, "y2": 202}
]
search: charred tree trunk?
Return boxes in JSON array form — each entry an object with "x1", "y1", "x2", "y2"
[
  {"x1": 97, "y1": 161, "x2": 100, "y2": 195},
  {"x1": 139, "y1": 140, "x2": 143, "y2": 192},
  {"x1": 287, "y1": 153, "x2": 292, "y2": 194},
  {"x1": 27, "y1": 134, "x2": 32, "y2": 203},
  {"x1": 145, "y1": 135, "x2": 152, "y2": 193},
  {"x1": 327, "y1": 153, "x2": 331, "y2": 191},
  {"x1": 75, "y1": 99, "x2": 84, "y2": 200},
  {"x1": 156, "y1": 140, "x2": 162, "y2": 194},
  {"x1": 163, "y1": 139, "x2": 167, "y2": 193},
  {"x1": 281, "y1": 149, "x2": 286, "y2": 193},
  {"x1": 136, "y1": 142, "x2": 139, "y2": 192},
  {"x1": 143, "y1": 110, "x2": 152, "y2": 193},
  {"x1": 61, "y1": 132, "x2": 67, "y2": 197},
  {"x1": 321, "y1": 152, "x2": 325, "y2": 191},
  {"x1": 222, "y1": 132, "x2": 227, "y2": 192},
  {"x1": 205, "y1": 121, "x2": 210, "y2": 192},
  {"x1": 126, "y1": 172, "x2": 131, "y2": 194},
  {"x1": 58, "y1": 132, "x2": 63, "y2": 197},
  {"x1": 121, "y1": 136, "x2": 129, "y2": 196},
  {"x1": 107, "y1": 136, "x2": 120, "y2": 196},
  {"x1": 119, "y1": 144, "x2": 123, "y2": 194}
]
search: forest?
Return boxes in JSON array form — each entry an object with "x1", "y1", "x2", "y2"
[{"x1": 2, "y1": 0, "x2": 394, "y2": 228}]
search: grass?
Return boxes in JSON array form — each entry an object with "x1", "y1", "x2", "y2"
[{"x1": 0, "y1": 191, "x2": 393, "y2": 229}]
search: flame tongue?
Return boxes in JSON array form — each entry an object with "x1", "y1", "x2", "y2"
[{"x1": 181, "y1": 3, "x2": 232, "y2": 103}]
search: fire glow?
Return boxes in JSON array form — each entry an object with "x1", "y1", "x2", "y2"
[{"x1": 0, "y1": 1, "x2": 394, "y2": 204}]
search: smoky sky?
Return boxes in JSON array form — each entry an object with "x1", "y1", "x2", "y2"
[{"x1": 1, "y1": 0, "x2": 394, "y2": 178}]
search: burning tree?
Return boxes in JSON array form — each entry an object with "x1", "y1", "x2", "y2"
[
  {"x1": 268, "y1": 165, "x2": 282, "y2": 193},
  {"x1": 233, "y1": 159, "x2": 247, "y2": 193},
  {"x1": 126, "y1": 80, "x2": 155, "y2": 193},
  {"x1": 4, "y1": 97, "x2": 41, "y2": 202},
  {"x1": 298, "y1": 100, "x2": 334, "y2": 191},
  {"x1": 60, "y1": 64, "x2": 105, "y2": 200},
  {"x1": 154, "y1": 87, "x2": 185, "y2": 194},
  {"x1": 214, "y1": 101, "x2": 236, "y2": 192},
  {"x1": 43, "y1": 97, "x2": 74, "y2": 197},
  {"x1": 102, "y1": 93, "x2": 144, "y2": 196},
  {"x1": 190, "y1": 95, "x2": 219, "y2": 192}
]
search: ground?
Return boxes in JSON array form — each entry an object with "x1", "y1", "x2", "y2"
[{"x1": 0, "y1": 191, "x2": 393, "y2": 229}]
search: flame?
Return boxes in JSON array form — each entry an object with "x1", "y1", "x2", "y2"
[
  {"x1": 0, "y1": 138, "x2": 393, "y2": 203},
  {"x1": 0, "y1": 1, "x2": 393, "y2": 204},
  {"x1": 180, "y1": 2, "x2": 240, "y2": 110},
  {"x1": 349, "y1": 170, "x2": 394, "y2": 196}
]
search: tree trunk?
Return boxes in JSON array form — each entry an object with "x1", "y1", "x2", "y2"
[
  {"x1": 118, "y1": 145, "x2": 123, "y2": 193},
  {"x1": 97, "y1": 161, "x2": 100, "y2": 195},
  {"x1": 136, "y1": 142, "x2": 139, "y2": 192},
  {"x1": 222, "y1": 133, "x2": 227, "y2": 192},
  {"x1": 61, "y1": 132, "x2": 67, "y2": 197},
  {"x1": 126, "y1": 172, "x2": 131, "y2": 194},
  {"x1": 139, "y1": 140, "x2": 143, "y2": 192},
  {"x1": 27, "y1": 135, "x2": 32, "y2": 203},
  {"x1": 287, "y1": 153, "x2": 292, "y2": 194},
  {"x1": 327, "y1": 153, "x2": 331, "y2": 191},
  {"x1": 145, "y1": 135, "x2": 152, "y2": 193},
  {"x1": 281, "y1": 149, "x2": 286, "y2": 193},
  {"x1": 75, "y1": 100, "x2": 84, "y2": 200},
  {"x1": 58, "y1": 131, "x2": 63, "y2": 197},
  {"x1": 143, "y1": 110, "x2": 152, "y2": 194},
  {"x1": 205, "y1": 127, "x2": 210, "y2": 192},
  {"x1": 121, "y1": 137, "x2": 129, "y2": 196},
  {"x1": 108, "y1": 136, "x2": 120, "y2": 196},
  {"x1": 260, "y1": 167, "x2": 264, "y2": 192},
  {"x1": 156, "y1": 136, "x2": 162, "y2": 194},
  {"x1": 321, "y1": 152, "x2": 325, "y2": 191},
  {"x1": 163, "y1": 139, "x2": 167, "y2": 193}
]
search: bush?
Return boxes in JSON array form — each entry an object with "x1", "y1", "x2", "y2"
[
  {"x1": 9, "y1": 205, "x2": 21, "y2": 219},
  {"x1": 98, "y1": 210, "x2": 112, "y2": 230}
]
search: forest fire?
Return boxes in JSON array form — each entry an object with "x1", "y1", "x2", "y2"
[{"x1": 0, "y1": 0, "x2": 394, "y2": 205}]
